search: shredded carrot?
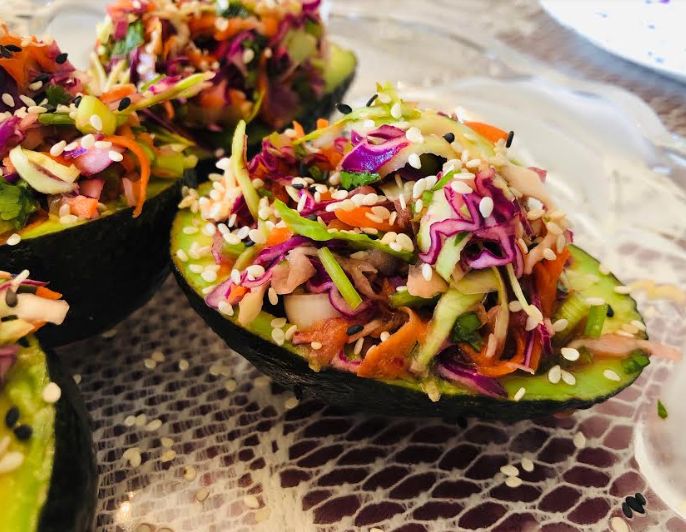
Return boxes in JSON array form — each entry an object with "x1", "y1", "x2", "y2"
[
  {"x1": 104, "y1": 135, "x2": 151, "y2": 217},
  {"x1": 292, "y1": 120, "x2": 304, "y2": 138},
  {"x1": 66, "y1": 195, "x2": 99, "y2": 219},
  {"x1": 36, "y1": 286, "x2": 62, "y2": 300},
  {"x1": 335, "y1": 206, "x2": 396, "y2": 232},
  {"x1": 100, "y1": 83, "x2": 136, "y2": 104},
  {"x1": 461, "y1": 331, "x2": 528, "y2": 377},
  {"x1": 357, "y1": 308, "x2": 428, "y2": 379},
  {"x1": 316, "y1": 118, "x2": 329, "y2": 129},
  {"x1": 265, "y1": 226, "x2": 292, "y2": 247},
  {"x1": 464, "y1": 121, "x2": 509, "y2": 144},
  {"x1": 228, "y1": 285, "x2": 248, "y2": 304},
  {"x1": 260, "y1": 15, "x2": 280, "y2": 38},
  {"x1": 214, "y1": 18, "x2": 259, "y2": 41},
  {"x1": 30, "y1": 321, "x2": 46, "y2": 333},
  {"x1": 295, "y1": 318, "x2": 349, "y2": 368},
  {"x1": 534, "y1": 246, "x2": 570, "y2": 317}
]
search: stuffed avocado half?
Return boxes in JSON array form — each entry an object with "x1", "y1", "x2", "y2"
[
  {"x1": 0, "y1": 272, "x2": 96, "y2": 531},
  {"x1": 171, "y1": 83, "x2": 665, "y2": 419},
  {"x1": 0, "y1": 25, "x2": 206, "y2": 344},
  {"x1": 95, "y1": 0, "x2": 357, "y2": 153}
]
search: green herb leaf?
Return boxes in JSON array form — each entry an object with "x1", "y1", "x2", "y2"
[
  {"x1": 0, "y1": 180, "x2": 38, "y2": 230},
  {"x1": 111, "y1": 20, "x2": 145, "y2": 57},
  {"x1": 451, "y1": 311, "x2": 483, "y2": 349},
  {"x1": 218, "y1": 0, "x2": 251, "y2": 18},
  {"x1": 340, "y1": 171, "x2": 380, "y2": 190},
  {"x1": 621, "y1": 350, "x2": 651, "y2": 374},
  {"x1": 657, "y1": 399, "x2": 668, "y2": 419},
  {"x1": 273, "y1": 199, "x2": 415, "y2": 261},
  {"x1": 45, "y1": 84, "x2": 71, "y2": 106}
]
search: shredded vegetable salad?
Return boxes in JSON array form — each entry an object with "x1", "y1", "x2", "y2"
[
  {"x1": 0, "y1": 270, "x2": 68, "y2": 381},
  {"x1": 95, "y1": 0, "x2": 330, "y2": 136},
  {"x1": 0, "y1": 24, "x2": 208, "y2": 241},
  {"x1": 177, "y1": 82, "x2": 675, "y2": 399}
]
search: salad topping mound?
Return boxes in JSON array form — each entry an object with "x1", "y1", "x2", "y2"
[
  {"x1": 177, "y1": 83, "x2": 672, "y2": 400},
  {"x1": 96, "y1": 0, "x2": 331, "y2": 133},
  {"x1": 0, "y1": 23, "x2": 206, "y2": 242}
]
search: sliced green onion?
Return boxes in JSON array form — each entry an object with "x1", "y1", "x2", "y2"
[
  {"x1": 317, "y1": 247, "x2": 362, "y2": 310},
  {"x1": 38, "y1": 113, "x2": 75, "y2": 126},
  {"x1": 231, "y1": 120, "x2": 260, "y2": 220},
  {"x1": 583, "y1": 303, "x2": 608, "y2": 338},
  {"x1": 552, "y1": 291, "x2": 589, "y2": 343}
]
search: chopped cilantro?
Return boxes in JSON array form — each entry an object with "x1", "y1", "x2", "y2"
[
  {"x1": 0, "y1": 180, "x2": 37, "y2": 230},
  {"x1": 111, "y1": 20, "x2": 144, "y2": 57},
  {"x1": 45, "y1": 84, "x2": 71, "y2": 106},
  {"x1": 340, "y1": 170, "x2": 380, "y2": 190},
  {"x1": 451, "y1": 312, "x2": 483, "y2": 350}
]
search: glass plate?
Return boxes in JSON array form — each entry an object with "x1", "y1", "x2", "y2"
[{"x1": 16, "y1": 2, "x2": 686, "y2": 530}]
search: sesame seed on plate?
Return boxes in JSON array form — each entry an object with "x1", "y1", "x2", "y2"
[
  {"x1": 42, "y1": 382, "x2": 61, "y2": 403},
  {"x1": 89, "y1": 114, "x2": 103, "y2": 131},
  {"x1": 521, "y1": 457, "x2": 534, "y2": 472},
  {"x1": 243, "y1": 495, "x2": 260, "y2": 509},
  {"x1": 146, "y1": 419, "x2": 163, "y2": 431},
  {"x1": 284, "y1": 396, "x2": 299, "y2": 410},
  {"x1": 161, "y1": 437, "x2": 174, "y2": 448},
  {"x1": 108, "y1": 150, "x2": 124, "y2": 162},
  {"x1": 144, "y1": 359, "x2": 157, "y2": 369},
  {"x1": 160, "y1": 449, "x2": 177, "y2": 462},
  {"x1": 184, "y1": 465, "x2": 197, "y2": 481},
  {"x1": 513, "y1": 387, "x2": 526, "y2": 401},
  {"x1": 421, "y1": 263, "x2": 433, "y2": 282},
  {"x1": 548, "y1": 365, "x2": 562, "y2": 384},
  {"x1": 561, "y1": 347, "x2": 580, "y2": 361},
  {"x1": 124, "y1": 415, "x2": 136, "y2": 427},
  {"x1": 500, "y1": 464, "x2": 519, "y2": 477},
  {"x1": 408, "y1": 153, "x2": 421, "y2": 169},
  {"x1": 195, "y1": 488, "x2": 210, "y2": 502},
  {"x1": 603, "y1": 369, "x2": 621, "y2": 382},
  {"x1": 6, "y1": 233, "x2": 21, "y2": 246},
  {"x1": 178, "y1": 359, "x2": 189, "y2": 371},
  {"x1": 505, "y1": 476, "x2": 523, "y2": 488},
  {"x1": 610, "y1": 517, "x2": 629, "y2": 532},
  {"x1": 573, "y1": 431, "x2": 586, "y2": 449},
  {"x1": 224, "y1": 379, "x2": 237, "y2": 392}
]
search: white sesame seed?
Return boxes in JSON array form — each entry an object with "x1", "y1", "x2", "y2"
[
  {"x1": 161, "y1": 437, "x2": 174, "y2": 448},
  {"x1": 124, "y1": 415, "x2": 136, "y2": 427},
  {"x1": 614, "y1": 286, "x2": 631, "y2": 294},
  {"x1": 526, "y1": 208, "x2": 545, "y2": 221},
  {"x1": 218, "y1": 301, "x2": 234, "y2": 316},
  {"x1": 224, "y1": 379, "x2": 237, "y2": 392},
  {"x1": 151, "y1": 350, "x2": 165, "y2": 362},
  {"x1": 144, "y1": 359, "x2": 157, "y2": 369},
  {"x1": 176, "y1": 249, "x2": 189, "y2": 262},
  {"x1": 50, "y1": 140, "x2": 67, "y2": 157},
  {"x1": 390, "y1": 102, "x2": 402, "y2": 119},
  {"x1": 271, "y1": 328, "x2": 285, "y2": 346},
  {"x1": 548, "y1": 365, "x2": 561, "y2": 384},
  {"x1": 6, "y1": 233, "x2": 21, "y2": 246},
  {"x1": 94, "y1": 140, "x2": 112, "y2": 149},
  {"x1": 73, "y1": 374, "x2": 82, "y2": 384},
  {"x1": 201, "y1": 269, "x2": 217, "y2": 283},
  {"x1": 202, "y1": 223, "x2": 216, "y2": 236},
  {"x1": 184, "y1": 465, "x2": 197, "y2": 481},
  {"x1": 195, "y1": 488, "x2": 210, "y2": 502},
  {"x1": 513, "y1": 387, "x2": 526, "y2": 401},
  {"x1": 586, "y1": 297, "x2": 606, "y2": 306},
  {"x1": 500, "y1": 464, "x2": 519, "y2": 477},
  {"x1": 415, "y1": 199, "x2": 424, "y2": 213},
  {"x1": 465, "y1": 158, "x2": 481, "y2": 169},
  {"x1": 242, "y1": 48, "x2": 255, "y2": 63},
  {"x1": 379, "y1": 331, "x2": 391, "y2": 342},
  {"x1": 42, "y1": 382, "x2": 61, "y2": 403},
  {"x1": 505, "y1": 476, "x2": 523, "y2": 488},
  {"x1": 543, "y1": 248, "x2": 557, "y2": 261},
  {"x1": 546, "y1": 222, "x2": 563, "y2": 235},
  {"x1": 2, "y1": 93, "x2": 15, "y2": 107},
  {"x1": 284, "y1": 324, "x2": 297, "y2": 341},
  {"x1": 561, "y1": 370, "x2": 576, "y2": 386},
  {"x1": 603, "y1": 369, "x2": 621, "y2": 382},
  {"x1": 561, "y1": 347, "x2": 580, "y2": 361},
  {"x1": 80, "y1": 134, "x2": 95, "y2": 149},
  {"x1": 525, "y1": 314, "x2": 540, "y2": 331},
  {"x1": 610, "y1": 516, "x2": 629, "y2": 532},
  {"x1": 146, "y1": 419, "x2": 163, "y2": 431},
  {"x1": 310, "y1": 341, "x2": 323, "y2": 350},
  {"x1": 189, "y1": 264, "x2": 204, "y2": 274},
  {"x1": 573, "y1": 431, "x2": 586, "y2": 449},
  {"x1": 479, "y1": 196, "x2": 494, "y2": 218},
  {"x1": 521, "y1": 457, "x2": 534, "y2": 472},
  {"x1": 59, "y1": 214, "x2": 78, "y2": 225},
  {"x1": 246, "y1": 265, "x2": 265, "y2": 279},
  {"x1": 421, "y1": 263, "x2": 433, "y2": 281},
  {"x1": 160, "y1": 449, "x2": 177, "y2": 463},
  {"x1": 408, "y1": 153, "x2": 421, "y2": 169},
  {"x1": 271, "y1": 317, "x2": 287, "y2": 328},
  {"x1": 353, "y1": 337, "x2": 364, "y2": 355},
  {"x1": 243, "y1": 495, "x2": 260, "y2": 509},
  {"x1": 125, "y1": 448, "x2": 142, "y2": 468},
  {"x1": 406, "y1": 126, "x2": 424, "y2": 143},
  {"x1": 108, "y1": 150, "x2": 124, "y2": 162},
  {"x1": 178, "y1": 359, "x2": 189, "y2": 371},
  {"x1": 450, "y1": 180, "x2": 472, "y2": 194},
  {"x1": 268, "y1": 287, "x2": 278, "y2": 306},
  {"x1": 552, "y1": 318, "x2": 568, "y2": 332},
  {"x1": 89, "y1": 114, "x2": 103, "y2": 131},
  {"x1": 0, "y1": 452, "x2": 25, "y2": 474}
]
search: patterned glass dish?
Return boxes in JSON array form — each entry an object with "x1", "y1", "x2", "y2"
[{"x1": 8, "y1": 1, "x2": 686, "y2": 530}]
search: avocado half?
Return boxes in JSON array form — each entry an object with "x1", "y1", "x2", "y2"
[
  {"x1": 171, "y1": 202, "x2": 649, "y2": 420},
  {"x1": 0, "y1": 338, "x2": 96, "y2": 532},
  {"x1": 0, "y1": 173, "x2": 195, "y2": 346},
  {"x1": 194, "y1": 43, "x2": 357, "y2": 165}
]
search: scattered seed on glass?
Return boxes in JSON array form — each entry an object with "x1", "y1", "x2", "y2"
[{"x1": 573, "y1": 431, "x2": 586, "y2": 449}]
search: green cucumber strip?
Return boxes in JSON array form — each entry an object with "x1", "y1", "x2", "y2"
[
  {"x1": 231, "y1": 120, "x2": 260, "y2": 220},
  {"x1": 234, "y1": 245, "x2": 258, "y2": 271},
  {"x1": 553, "y1": 291, "x2": 590, "y2": 342},
  {"x1": 413, "y1": 289, "x2": 483, "y2": 374},
  {"x1": 389, "y1": 291, "x2": 438, "y2": 308},
  {"x1": 318, "y1": 247, "x2": 362, "y2": 309},
  {"x1": 435, "y1": 233, "x2": 469, "y2": 281},
  {"x1": 584, "y1": 303, "x2": 608, "y2": 338}
]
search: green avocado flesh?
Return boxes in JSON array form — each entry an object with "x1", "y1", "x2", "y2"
[
  {"x1": 171, "y1": 186, "x2": 647, "y2": 418},
  {"x1": 0, "y1": 339, "x2": 96, "y2": 532},
  {"x1": 0, "y1": 340, "x2": 55, "y2": 532}
]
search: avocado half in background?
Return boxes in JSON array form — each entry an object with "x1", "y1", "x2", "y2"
[
  {"x1": 1, "y1": 338, "x2": 96, "y2": 532},
  {"x1": 1, "y1": 172, "x2": 195, "y2": 346}
]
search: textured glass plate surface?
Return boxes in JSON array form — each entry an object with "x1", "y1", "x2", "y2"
[{"x1": 13, "y1": 2, "x2": 686, "y2": 531}]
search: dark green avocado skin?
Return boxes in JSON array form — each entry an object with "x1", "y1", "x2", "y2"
[
  {"x1": 173, "y1": 264, "x2": 639, "y2": 421},
  {"x1": 39, "y1": 349, "x2": 97, "y2": 532},
  {"x1": 0, "y1": 171, "x2": 195, "y2": 346},
  {"x1": 194, "y1": 70, "x2": 356, "y2": 177}
]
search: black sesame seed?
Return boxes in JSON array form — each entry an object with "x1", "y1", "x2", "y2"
[
  {"x1": 626, "y1": 496, "x2": 646, "y2": 514},
  {"x1": 73, "y1": 95, "x2": 82, "y2": 106},
  {"x1": 16, "y1": 284, "x2": 37, "y2": 294},
  {"x1": 118, "y1": 96, "x2": 131, "y2": 111},
  {"x1": 443, "y1": 132, "x2": 455, "y2": 143},
  {"x1": 55, "y1": 52, "x2": 68, "y2": 64},
  {"x1": 4, "y1": 406, "x2": 19, "y2": 428},
  {"x1": 32, "y1": 73, "x2": 50, "y2": 83},
  {"x1": 622, "y1": 502, "x2": 633, "y2": 519},
  {"x1": 14, "y1": 424, "x2": 33, "y2": 441},
  {"x1": 506, "y1": 130, "x2": 515, "y2": 148},
  {"x1": 635, "y1": 492, "x2": 646, "y2": 506},
  {"x1": 365, "y1": 94, "x2": 378, "y2": 107},
  {"x1": 606, "y1": 305, "x2": 615, "y2": 317},
  {"x1": 306, "y1": 214, "x2": 318, "y2": 221},
  {"x1": 0, "y1": 46, "x2": 11, "y2": 59},
  {"x1": 1, "y1": 315, "x2": 18, "y2": 322},
  {"x1": 336, "y1": 103, "x2": 352, "y2": 115},
  {"x1": 291, "y1": 183, "x2": 305, "y2": 190},
  {"x1": 5, "y1": 289, "x2": 18, "y2": 308},
  {"x1": 244, "y1": 239, "x2": 256, "y2": 247},
  {"x1": 5, "y1": 44, "x2": 21, "y2": 52},
  {"x1": 347, "y1": 324, "x2": 363, "y2": 335}
]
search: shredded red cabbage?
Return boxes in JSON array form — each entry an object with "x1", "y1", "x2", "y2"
[
  {"x1": 340, "y1": 135, "x2": 408, "y2": 173},
  {"x1": 436, "y1": 355, "x2": 507, "y2": 398}
]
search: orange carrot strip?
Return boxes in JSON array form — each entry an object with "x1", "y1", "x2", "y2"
[
  {"x1": 335, "y1": 206, "x2": 396, "y2": 232},
  {"x1": 104, "y1": 135, "x2": 151, "y2": 217},
  {"x1": 464, "y1": 121, "x2": 509, "y2": 144},
  {"x1": 100, "y1": 84, "x2": 136, "y2": 103},
  {"x1": 36, "y1": 286, "x2": 62, "y2": 300},
  {"x1": 266, "y1": 226, "x2": 293, "y2": 247}
]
